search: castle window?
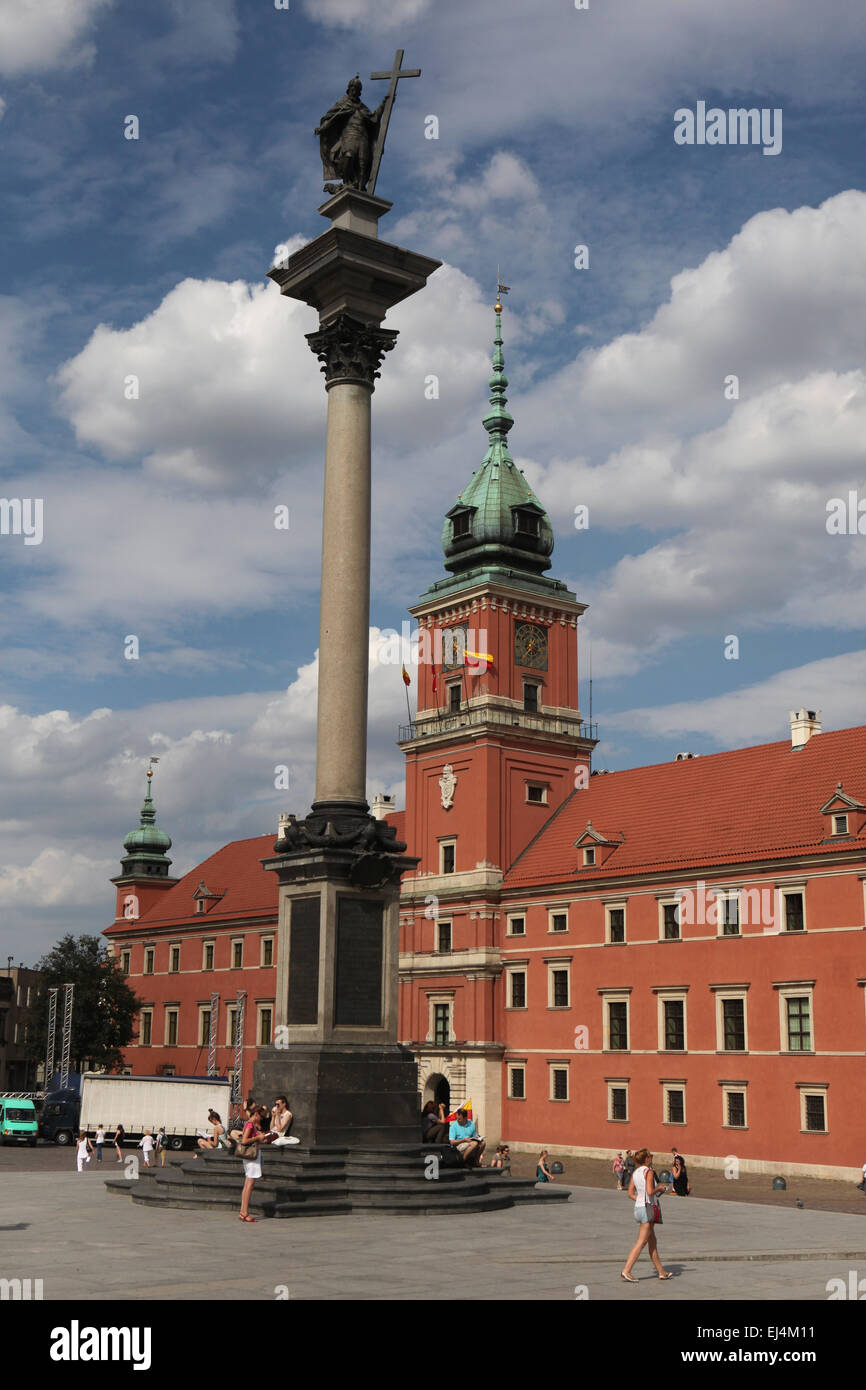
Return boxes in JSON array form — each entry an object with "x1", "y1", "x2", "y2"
[
  {"x1": 202, "y1": 941, "x2": 215, "y2": 971},
  {"x1": 523, "y1": 682, "x2": 539, "y2": 713},
  {"x1": 433, "y1": 1003, "x2": 451, "y2": 1046},
  {"x1": 583, "y1": 847, "x2": 596, "y2": 866},
  {"x1": 452, "y1": 511, "x2": 472, "y2": 539},
  {"x1": 437, "y1": 921, "x2": 452, "y2": 953},
  {"x1": 143, "y1": 948, "x2": 154, "y2": 975},
  {"x1": 508, "y1": 1064, "x2": 526, "y2": 1100},
  {"x1": 448, "y1": 683, "x2": 461, "y2": 713},
  {"x1": 169, "y1": 945, "x2": 180, "y2": 973},
  {"x1": 440, "y1": 841, "x2": 456, "y2": 875},
  {"x1": 606, "y1": 905, "x2": 626, "y2": 944},
  {"x1": 120, "y1": 950, "x2": 131, "y2": 975},
  {"x1": 232, "y1": 939, "x2": 243, "y2": 970},
  {"x1": 261, "y1": 937, "x2": 274, "y2": 967},
  {"x1": 526, "y1": 783, "x2": 548, "y2": 804},
  {"x1": 164, "y1": 1009, "x2": 178, "y2": 1047},
  {"x1": 833, "y1": 814, "x2": 849, "y2": 835},
  {"x1": 514, "y1": 508, "x2": 540, "y2": 538},
  {"x1": 549, "y1": 1064, "x2": 569, "y2": 1101},
  {"x1": 608, "y1": 1084, "x2": 628, "y2": 1121}
]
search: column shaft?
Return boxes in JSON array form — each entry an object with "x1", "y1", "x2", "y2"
[{"x1": 314, "y1": 380, "x2": 373, "y2": 806}]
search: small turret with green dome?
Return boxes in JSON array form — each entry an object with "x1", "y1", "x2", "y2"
[
  {"x1": 423, "y1": 289, "x2": 574, "y2": 603},
  {"x1": 118, "y1": 763, "x2": 173, "y2": 879}
]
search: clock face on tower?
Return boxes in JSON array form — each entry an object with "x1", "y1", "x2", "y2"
[{"x1": 514, "y1": 621, "x2": 548, "y2": 670}]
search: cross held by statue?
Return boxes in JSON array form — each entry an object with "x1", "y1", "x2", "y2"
[{"x1": 367, "y1": 49, "x2": 421, "y2": 195}]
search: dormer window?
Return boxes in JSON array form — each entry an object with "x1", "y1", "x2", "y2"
[
  {"x1": 583, "y1": 847, "x2": 596, "y2": 866},
  {"x1": 513, "y1": 507, "x2": 540, "y2": 538},
  {"x1": 833, "y1": 814, "x2": 849, "y2": 835},
  {"x1": 452, "y1": 511, "x2": 472, "y2": 539}
]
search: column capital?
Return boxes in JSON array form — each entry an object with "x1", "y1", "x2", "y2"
[{"x1": 306, "y1": 314, "x2": 399, "y2": 390}]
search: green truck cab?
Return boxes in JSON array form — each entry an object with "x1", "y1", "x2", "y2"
[{"x1": 0, "y1": 1097, "x2": 38, "y2": 1145}]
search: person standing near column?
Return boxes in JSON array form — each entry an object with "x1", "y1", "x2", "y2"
[
  {"x1": 94, "y1": 1124, "x2": 105, "y2": 1164},
  {"x1": 238, "y1": 1106, "x2": 274, "y2": 1223}
]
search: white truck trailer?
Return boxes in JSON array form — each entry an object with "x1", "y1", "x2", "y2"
[{"x1": 74, "y1": 1073, "x2": 233, "y2": 1150}]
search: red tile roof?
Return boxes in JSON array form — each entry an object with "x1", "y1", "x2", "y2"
[
  {"x1": 505, "y1": 727, "x2": 866, "y2": 887},
  {"x1": 135, "y1": 810, "x2": 408, "y2": 926}
]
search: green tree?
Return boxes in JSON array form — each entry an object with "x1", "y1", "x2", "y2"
[{"x1": 26, "y1": 934, "x2": 142, "y2": 1076}]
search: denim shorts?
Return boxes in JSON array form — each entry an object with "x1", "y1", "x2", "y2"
[{"x1": 634, "y1": 1204, "x2": 651, "y2": 1223}]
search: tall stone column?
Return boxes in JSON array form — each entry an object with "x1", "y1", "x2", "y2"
[{"x1": 253, "y1": 188, "x2": 441, "y2": 1147}]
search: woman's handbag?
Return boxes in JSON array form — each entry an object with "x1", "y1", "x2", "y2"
[{"x1": 235, "y1": 1128, "x2": 259, "y2": 1159}]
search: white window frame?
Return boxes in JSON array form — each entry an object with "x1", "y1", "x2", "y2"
[
  {"x1": 143, "y1": 946, "x2": 155, "y2": 975},
  {"x1": 120, "y1": 949, "x2": 131, "y2": 974},
  {"x1": 715, "y1": 890, "x2": 741, "y2": 937},
  {"x1": 202, "y1": 939, "x2": 215, "y2": 971},
  {"x1": 260, "y1": 936, "x2": 274, "y2": 967},
  {"x1": 169, "y1": 943, "x2": 181, "y2": 973},
  {"x1": 436, "y1": 918, "x2": 453, "y2": 953},
  {"x1": 662, "y1": 1082, "x2": 686, "y2": 1126},
  {"x1": 506, "y1": 913, "x2": 526, "y2": 937},
  {"x1": 601, "y1": 990, "x2": 630, "y2": 1052},
  {"x1": 548, "y1": 908, "x2": 569, "y2": 934},
  {"x1": 832, "y1": 814, "x2": 849, "y2": 835},
  {"x1": 721, "y1": 1084, "x2": 748, "y2": 1130},
  {"x1": 164, "y1": 1008, "x2": 179, "y2": 1047},
  {"x1": 657, "y1": 991, "x2": 688, "y2": 1052},
  {"x1": 658, "y1": 897, "x2": 681, "y2": 941},
  {"x1": 439, "y1": 838, "x2": 457, "y2": 875},
  {"x1": 778, "y1": 985, "x2": 815, "y2": 1053},
  {"x1": 548, "y1": 1062, "x2": 570, "y2": 1102},
  {"x1": 607, "y1": 1081, "x2": 629, "y2": 1122},
  {"x1": 140, "y1": 1009, "x2": 153, "y2": 1047},
  {"x1": 715, "y1": 989, "x2": 749, "y2": 1053},
  {"x1": 506, "y1": 965, "x2": 528, "y2": 1010},
  {"x1": 257, "y1": 1004, "x2": 273, "y2": 1047},
  {"x1": 779, "y1": 885, "x2": 807, "y2": 933},
  {"x1": 798, "y1": 1084, "x2": 829, "y2": 1134},
  {"x1": 508, "y1": 1062, "x2": 526, "y2": 1100},
  {"x1": 526, "y1": 782, "x2": 549, "y2": 805},
  {"x1": 231, "y1": 938, "x2": 244, "y2": 970},
  {"x1": 547, "y1": 962, "x2": 571, "y2": 1009},
  {"x1": 198, "y1": 1005, "x2": 212, "y2": 1047},
  {"x1": 583, "y1": 847, "x2": 596, "y2": 866},
  {"x1": 605, "y1": 902, "x2": 626, "y2": 944},
  {"x1": 427, "y1": 993, "x2": 455, "y2": 1045}
]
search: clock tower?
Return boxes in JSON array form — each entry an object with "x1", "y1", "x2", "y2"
[{"x1": 397, "y1": 297, "x2": 596, "y2": 1130}]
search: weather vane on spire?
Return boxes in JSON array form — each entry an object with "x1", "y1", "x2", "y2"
[
  {"x1": 147, "y1": 755, "x2": 160, "y2": 782},
  {"x1": 495, "y1": 267, "x2": 510, "y2": 311}
]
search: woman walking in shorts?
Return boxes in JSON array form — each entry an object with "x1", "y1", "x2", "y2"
[{"x1": 621, "y1": 1147, "x2": 673, "y2": 1283}]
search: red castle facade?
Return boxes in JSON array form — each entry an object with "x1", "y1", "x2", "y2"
[{"x1": 106, "y1": 312, "x2": 866, "y2": 1180}]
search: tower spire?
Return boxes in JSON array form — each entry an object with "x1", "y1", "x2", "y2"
[
  {"x1": 432, "y1": 280, "x2": 561, "y2": 592},
  {"x1": 117, "y1": 757, "x2": 172, "y2": 878}
]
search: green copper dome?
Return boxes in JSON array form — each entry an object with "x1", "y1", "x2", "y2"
[
  {"x1": 440, "y1": 302, "x2": 554, "y2": 579},
  {"x1": 118, "y1": 770, "x2": 173, "y2": 878}
]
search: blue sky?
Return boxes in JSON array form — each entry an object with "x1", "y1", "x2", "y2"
[{"x1": 2, "y1": 0, "x2": 866, "y2": 959}]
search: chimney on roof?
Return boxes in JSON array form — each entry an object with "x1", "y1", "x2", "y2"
[
  {"x1": 790, "y1": 708, "x2": 821, "y2": 749},
  {"x1": 370, "y1": 792, "x2": 395, "y2": 821}
]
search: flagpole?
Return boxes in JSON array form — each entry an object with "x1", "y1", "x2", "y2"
[{"x1": 404, "y1": 675, "x2": 413, "y2": 730}]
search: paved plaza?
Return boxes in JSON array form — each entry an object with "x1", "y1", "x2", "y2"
[{"x1": 2, "y1": 1164, "x2": 864, "y2": 1301}]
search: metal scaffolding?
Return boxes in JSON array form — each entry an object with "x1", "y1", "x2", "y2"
[
  {"x1": 207, "y1": 992, "x2": 219, "y2": 1076},
  {"x1": 44, "y1": 987, "x2": 58, "y2": 1088},
  {"x1": 58, "y1": 983, "x2": 74, "y2": 1089},
  {"x1": 230, "y1": 989, "x2": 246, "y2": 1104}
]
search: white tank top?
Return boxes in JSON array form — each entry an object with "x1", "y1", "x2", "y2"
[{"x1": 633, "y1": 1164, "x2": 649, "y2": 1209}]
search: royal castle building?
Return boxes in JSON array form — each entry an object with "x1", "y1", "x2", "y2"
[{"x1": 106, "y1": 308, "x2": 866, "y2": 1180}]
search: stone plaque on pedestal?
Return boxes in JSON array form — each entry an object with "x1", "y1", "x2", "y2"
[
  {"x1": 334, "y1": 896, "x2": 383, "y2": 1026},
  {"x1": 287, "y1": 895, "x2": 320, "y2": 1026}
]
